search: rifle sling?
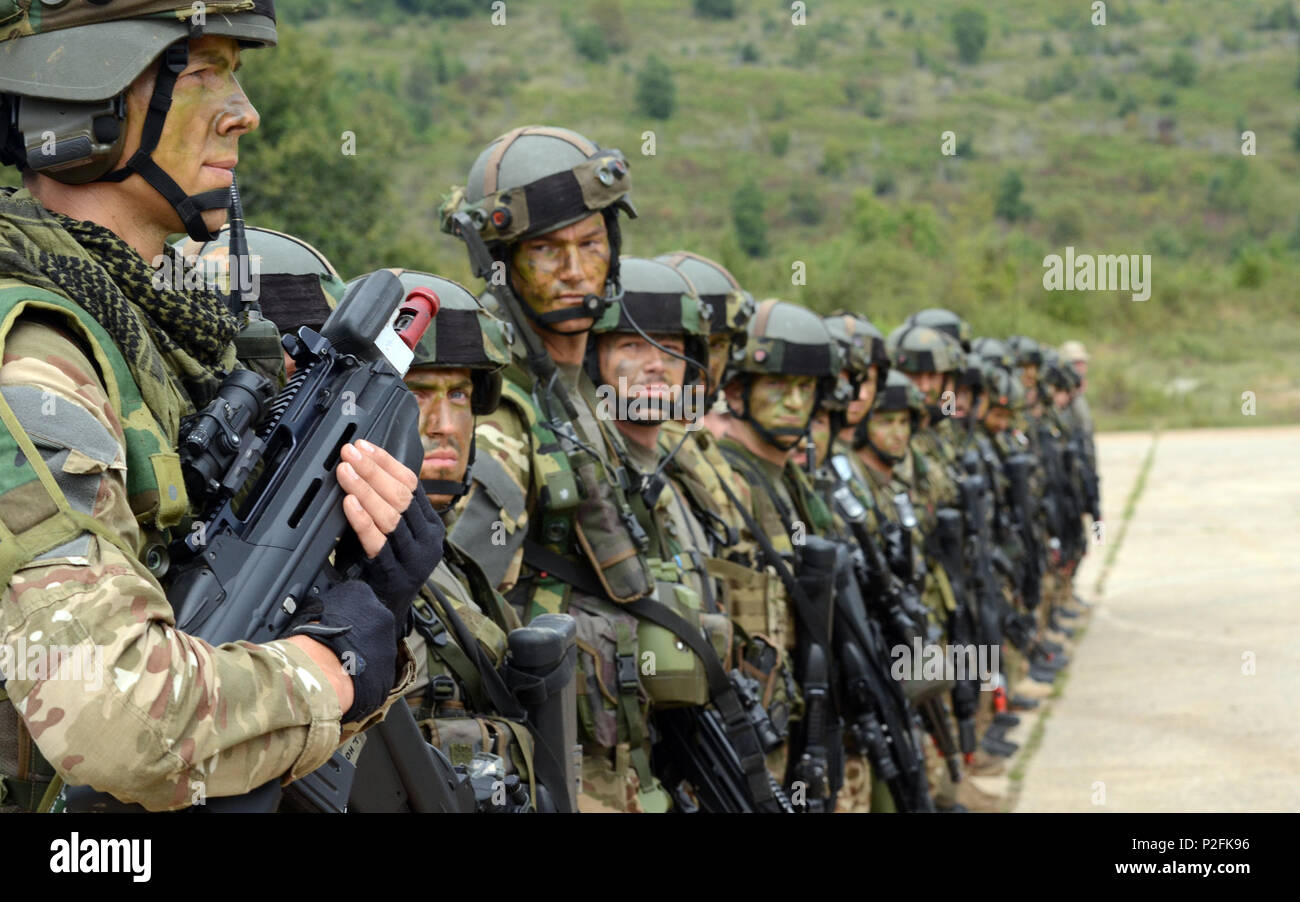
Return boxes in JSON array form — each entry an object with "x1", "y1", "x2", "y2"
[
  {"x1": 522, "y1": 538, "x2": 781, "y2": 812},
  {"x1": 426, "y1": 581, "x2": 570, "y2": 812}
]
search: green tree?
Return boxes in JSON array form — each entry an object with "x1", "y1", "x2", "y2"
[
  {"x1": 951, "y1": 7, "x2": 989, "y2": 64},
  {"x1": 994, "y1": 171, "x2": 1031, "y2": 221},
  {"x1": 770, "y1": 129, "x2": 791, "y2": 157},
  {"x1": 1167, "y1": 50, "x2": 1197, "y2": 86},
  {"x1": 573, "y1": 25, "x2": 609, "y2": 63},
  {"x1": 732, "y1": 180, "x2": 769, "y2": 258},
  {"x1": 693, "y1": 0, "x2": 736, "y2": 19},
  {"x1": 636, "y1": 55, "x2": 676, "y2": 119}
]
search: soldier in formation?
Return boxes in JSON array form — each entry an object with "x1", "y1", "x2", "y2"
[{"x1": 0, "y1": 4, "x2": 1101, "y2": 813}]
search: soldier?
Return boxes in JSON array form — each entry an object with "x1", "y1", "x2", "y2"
[
  {"x1": 585, "y1": 257, "x2": 786, "y2": 812},
  {"x1": 976, "y1": 357, "x2": 1060, "y2": 702},
  {"x1": 653, "y1": 250, "x2": 756, "y2": 439},
  {"x1": 715, "y1": 299, "x2": 854, "y2": 811},
  {"x1": 653, "y1": 252, "x2": 800, "y2": 791},
  {"x1": 813, "y1": 314, "x2": 939, "y2": 813},
  {"x1": 441, "y1": 126, "x2": 686, "y2": 812},
  {"x1": 1059, "y1": 339, "x2": 1095, "y2": 451},
  {"x1": 0, "y1": 3, "x2": 429, "y2": 812}
]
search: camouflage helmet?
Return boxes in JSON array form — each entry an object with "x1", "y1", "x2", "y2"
[
  {"x1": 0, "y1": 2, "x2": 277, "y2": 240},
  {"x1": 972, "y1": 336, "x2": 1015, "y2": 373},
  {"x1": 905, "y1": 308, "x2": 973, "y2": 353},
  {"x1": 954, "y1": 349, "x2": 986, "y2": 393},
  {"x1": 654, "y1": 250, "x2": 756, "y2": 340},
  {"x1": 587, "y1": 256, "x2": 710, "y2": 398},
  {"x1": 730, "y1": 299, "x2": 846, "y2": 449},
  {"x1": 872, "y1": 368, "x2": 926, "y2": 419},
  {"x1": 887, "y1": 323, "x2": 960, "y2": 374},
  {"x1": 733, "y1": 300, "x2": 845, "y2": 383},
  {"x1": 439, "y1": 125, "x2": 636, "y2": 331},
  {"x1": 983, "y1": 365, "x2": 1026, "y2": 412},
  {"x1": 1059, "y1": 339, "x2": 1090, "y2": 364},
  {"x1": 1006, "y1": 335, "x2": 1044, "y2": 368},
  {"x1": 824, "y1": 311, "x2": 890, "y2": 382},
  {"x1": 1039, "y1": 348, "x2": 1074, "y2": 392},
  {"x1": 186, "y1": 225, "x2": 345, "y2": 334},
  {"x1": 344, "y1": 270, "x2": 510, "y2": 417}
]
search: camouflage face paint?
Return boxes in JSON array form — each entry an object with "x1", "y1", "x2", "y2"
[
  {"x1": 707, "y1": 334, "x2": 731, "y2": 394},
  {"x1": 126, "y1": 36, "x2": 258, "y2": 238},
  {"x1": 845, "y1": 365, "x2": 878, "y2": 427},
  {"x1": 596, "y1": 333, "x2": 686, "y2": 422},
  {"x1": 508, "y1": 213, "x2": 610, "y2": 332},
  {"x1": 406, "y1": 368, "x2": 475, "y2": 503},
  {"x1": 869, "y1": 409, "x2": 911, "y2": 460},
  {"x1": 750, "y1": 374, "x2": 816, "y2": 434}
]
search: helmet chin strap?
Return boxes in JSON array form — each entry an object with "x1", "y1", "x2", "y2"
[
  {"x1": 420, "y1": 434, "x2": 478, "y2": 513},
  {"x1": 739, "y1": 377, "x2": 810, "y2": 452},
  {"x1": 510, "y1": 275, "x2": 619, "y2": 335},
  {"x1": 96, "y1": 40, "x2": 231, "y2": 242},
  {"x1": 864, "y1": 432, "x2": 905, "y2": 467}
]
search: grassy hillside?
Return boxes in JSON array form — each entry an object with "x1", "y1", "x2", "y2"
[{"x1": 28, "y1": 1, "x2": 1300, "y2": 429}]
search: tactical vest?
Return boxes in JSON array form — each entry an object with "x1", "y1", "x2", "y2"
[
  {"x1": 408, "y1": 544, "x2": 537, "y2": 802},
  {"x1": 0, "y1": 283, "x2": 190, "y2": 812},
  {"x1": 495, "y1": 379, "x2": 653, "y2": 618},
  {"x1": 492, "y1": 377, "x2": 680, "y2": 811}
]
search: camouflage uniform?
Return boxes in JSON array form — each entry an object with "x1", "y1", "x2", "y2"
[
  {"x1": 0, "y1": 4, "x2": 421, "y2": 811},
  {"x1": 441, "y1": 127, "x2": 679, "y2": 812},
  {"x1": 0, "y1": 205, "x2": 411, "y2": 812}
]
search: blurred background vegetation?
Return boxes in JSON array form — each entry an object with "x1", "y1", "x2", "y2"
[{"x1": 54, "y1": 0, "x2": 1300, "y2": 429}]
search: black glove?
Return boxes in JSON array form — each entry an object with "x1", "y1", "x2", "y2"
[
  {"x1": 349, "y1": 487, "x2": 445, "y2": 643},
  {"x1": 286, "y1": 580, "x2": 397, "y2": 723}
]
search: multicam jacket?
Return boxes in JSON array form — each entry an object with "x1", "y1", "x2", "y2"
[{"x1": 0, "y1": 281, "x2": 411, "y2": 813}]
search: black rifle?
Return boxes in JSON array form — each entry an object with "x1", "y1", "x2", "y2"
[
  {"x1": 830, "y1": 544, "x2": 935, "y2": 812},
  {"x1": 170, "y1": 270, "x2": 462, "y2": 812},
  {"x1": 916, "y1": 696, "x2": 963, "y2": 784},
  {"x1": 957, "y1": 456, "x2": 1007, "y2": 651},
  {"x1": 653, "y1": 671, "x2": 795, "y2": 814},
  {"x1": 790, "y1": 642, "x2": 833, "y2": 813},
  {"x1": 1004, "y1": 452, "x2": 1044, "y2": 611},
  {"x1": 930, "y1": 509, "x2": 979, "y2": 757}
]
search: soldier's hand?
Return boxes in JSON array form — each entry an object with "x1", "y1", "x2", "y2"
[
  {"x1": 336, "y1": 440, "x2": 419, "y2": 557},
  {"x1": 336, "y1": 439, "x2": 445, "y2": 641}
]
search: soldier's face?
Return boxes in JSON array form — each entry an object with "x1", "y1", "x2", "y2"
[
  {"x1": 1071, "y1": 359, "x2": 1088, "y2": 389},
  {"x1": 908, "y1": 370, "x2": 944, "y2": 405},
  {"x1": 984, "y1": 406, "x2": 1012, "y2": 433},
  {"x1": 707, "y1": 334, "x2": 732, "y2": 393},
  {"x1": 868, "y1": 410, "x2": 911, "y2": 461},
  {"x1": 120, "y1": 36, "x2": 259, "y2": 237},
  {"x1": 954, "y1": 385, "x2": 973, "y2": 419},
  {"x1": 509, "y1": 213, "x2": 610, "y2": 333},
  {"x1": 596, "y1": 332, "x2": 687, "y2": 422},
  {"x1": 806, "y1": 409, "x2": 833, "y2": 469},
  {"x1": 845, "y1": 366, "x2": 878, "y2": 427},
  {"x1": 406, "y1": 367, "x2": 475, "y2": 507},
  {"x1": 749, "y1": 374, "x2": 818, "y2": 434},
  {"x1": 1053, "y1": 387, "x2": 1071, "y2": 410}
]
